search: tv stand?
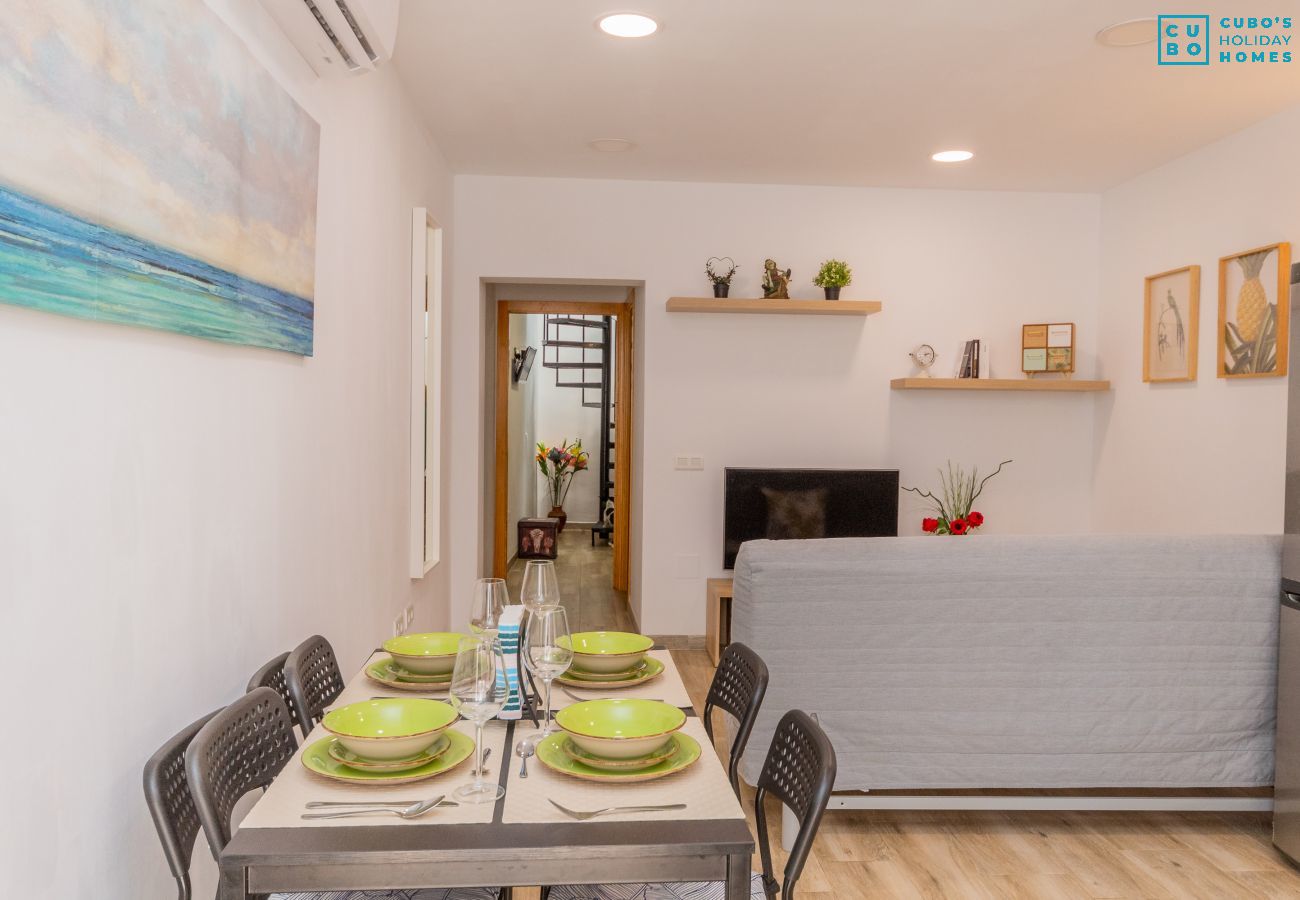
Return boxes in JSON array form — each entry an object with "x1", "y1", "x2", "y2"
[{"x1": 706, "y1": 578, "x2": 734, "y2": 665}]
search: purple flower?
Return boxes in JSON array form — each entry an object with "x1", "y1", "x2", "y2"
[{"x1": 547, "y1": 448, "x2": 563, "y2": 464}]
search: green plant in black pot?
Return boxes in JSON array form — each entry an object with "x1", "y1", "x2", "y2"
[
  {"x1": 706, "y1": 257, "x2": 738, "y2": 298},
  {"x1": 813, "y1": 259, "x2": 852, "y2": 300}
]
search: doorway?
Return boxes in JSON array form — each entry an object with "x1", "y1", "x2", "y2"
[{"x1": 493, "y1": 294, "x2": 635, "y2": 618}]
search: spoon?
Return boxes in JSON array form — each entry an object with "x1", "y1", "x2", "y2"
[
  {"x1": 301, "y1": 795, "x2": 445, "y2": 820},
  {"x1": 515, "y1": 740, "x2": 535, "y2": 778}
]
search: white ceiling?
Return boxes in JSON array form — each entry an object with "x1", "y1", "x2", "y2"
[{"x1": 392, "y1": 1, "x2": 1300, "y2": 192}]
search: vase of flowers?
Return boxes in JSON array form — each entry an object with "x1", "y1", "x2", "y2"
[
  {"x1": 902, "y1": 459, "x2": 1011, "y2": 536},
  {"x1": 706, "y1": 256, "x2": 738, "y2": 298},
  {"x1": 813, "y1": 259, "x2": 852, "y2": 300},
  {"x1": 536, "y1": 439, "x2": 589, "y2": 533}
]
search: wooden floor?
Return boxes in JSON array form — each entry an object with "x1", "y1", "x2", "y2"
[
  {"x1": 510, "y1": 543, "x2": 1300, "y2": 898},
  {"x1": 506, "y1": 526, "x2": 635, "y2": 632}
]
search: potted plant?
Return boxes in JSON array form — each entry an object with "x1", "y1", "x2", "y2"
[
  {"x1": 535, "y1": 439, "x2": 589, "y2": 532},
  {"x1": 813, "y1": 259, "x2": 852, "y2": 300},
  {"x1": 706, "y1": 257, "x2": 738, "y2": 298},
  {"x1": 902, "y1": 459, "x2": 1012, "y2": 536}
]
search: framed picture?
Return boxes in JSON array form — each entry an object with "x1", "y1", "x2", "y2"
[
  {"x1": 1219, "y1": 242, "x2": 1291, "y2": 378},
  {"x1": 1022, "y1": 322, "x2": 1075, "y2": 374},
  {"x1": 1143, "y1": 265, "x2": 1200, "y2": 382}
]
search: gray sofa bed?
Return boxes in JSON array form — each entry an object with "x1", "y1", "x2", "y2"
[{"x1": 731, "y1": 534, "x2": 1281, "y2": 794}]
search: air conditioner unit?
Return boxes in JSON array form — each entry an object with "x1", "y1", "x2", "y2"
[{"x1": 257, "y1": 0, "x2": 399, "y2": 76}]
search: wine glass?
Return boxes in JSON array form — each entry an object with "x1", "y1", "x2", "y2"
[
  {"x1": 520, "y1": 559, "x2": 560, "y2": 612},
  {"x1": 469, "y1": 577, "x2": 509, "y2": 641},
  {"x1": 524, "y1": 606, "x2": 573, "y2": 739},
  {"x1": 448, "y1": 636, "x2": 507, "y2": 803}
]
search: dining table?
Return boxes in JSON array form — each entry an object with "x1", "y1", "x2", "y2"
[{"x1": 218, "y1": 648, "x2": 755, "y2": 899}]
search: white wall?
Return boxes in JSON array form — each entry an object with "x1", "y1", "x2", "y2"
[
  {"x1": 506, "y1": 313, "x2": 541, "y2": 538},
  {"x1": 449, "y1": 177, "x2": 1102, "y2": 635},
  {"x1": 533, "y1": 319, "x2": 605, "y2": 523},
  {"x1": 1092, "y1": 105, "x2": 1300, "y2": 533},
  {"x1": 0, "y1": 2, "x2": 455, "y2": 896}
]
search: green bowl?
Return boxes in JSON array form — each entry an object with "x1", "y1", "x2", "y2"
[
  {"x1": 555, "y1": 698, "x2": 686, "y2": 760},
  {"x1": 322, "y1": 698, "x2": 457, "y2": 761},
  {"x1": 382, "y1": 632, "x2": 464, "y2": 675},
  {"x1": 562, "y1": 631, "x2": 654, "y2": 675}
]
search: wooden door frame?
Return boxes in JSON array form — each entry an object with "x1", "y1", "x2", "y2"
[{"x1": 493, "y1": 292, "x2": 634, "y2": 591}]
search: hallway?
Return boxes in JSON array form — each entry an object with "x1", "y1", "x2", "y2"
[{"x1": 505, "y1": 527, "x2": 635, "y2": 632}]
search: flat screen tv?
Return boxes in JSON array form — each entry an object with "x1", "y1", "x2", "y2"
[{"x1": 723, "y1": 468, "x2": 899, "y2": 569}]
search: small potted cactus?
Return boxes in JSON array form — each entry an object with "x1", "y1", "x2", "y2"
[
  {"x1": 706, "y1": 257, "x2": 738, "y2": 298},
  {"x1": 813, "y1": 259, "x2": 852, "y2": 300}
]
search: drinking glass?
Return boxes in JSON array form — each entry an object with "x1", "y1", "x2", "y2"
[
  {"x1": 524, "y1": 606, "x2": 573, "y2": 738},
  {"x1": 448, "y1": 636, "x2": 507, "y2": 803},
  {"x1": 520, "y1": 559, "x2": 560, "y2": 613},
  {"x1": 469, "y1": 577, "x2": 509, "y2": 642}
]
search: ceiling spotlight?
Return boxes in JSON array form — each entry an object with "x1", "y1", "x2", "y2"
[
  {"x1": 931, "y1": 150, "x2": 974, "y2": 163},
  {"x1": 598, "y1": 13, "x2": 659, "y2": 38},
  {"x1": 589, "y1": 138, "x2": 635, "y2": 152},
  {"x1": 1096, "y1": 18, "x2": 1157, "y2": 47}
]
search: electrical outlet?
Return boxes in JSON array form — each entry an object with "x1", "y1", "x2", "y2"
[
  {"x1": 674, "y1": 455, "x2": 704, "y2": 471},
  {"x1": 404, "y1": 604, "x2": 415, "y2": 630}
]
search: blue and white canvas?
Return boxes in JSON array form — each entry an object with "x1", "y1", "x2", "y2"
[{"x1": 0, "y1": 0, "x2": 320, "y2": 355}]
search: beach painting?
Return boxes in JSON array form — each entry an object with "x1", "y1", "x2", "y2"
[{"x1": 0, "y1": 0, "x2": 320, "y2": 355}]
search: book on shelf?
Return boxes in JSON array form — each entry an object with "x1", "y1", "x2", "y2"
[{"x1": 956, "y1": 339, "x2": 991, "y2": 378}]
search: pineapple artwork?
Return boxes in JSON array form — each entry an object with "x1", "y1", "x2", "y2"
[{"x1": 1219, "y1": 242, "x2": 1290, "y2": 378}]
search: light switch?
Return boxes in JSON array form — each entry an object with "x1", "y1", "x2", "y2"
[{"x1": 674, "y1": 455, "x2": 704, "y2": 471}]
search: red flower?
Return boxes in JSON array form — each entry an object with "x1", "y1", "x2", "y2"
[
  {"x1": 921, "y1": 517, "x2": 939, "y2": 533},
  {"x1": 949, "y1": 518, "x2": 969, "y2": 535},
  {"x1": 967, "y1": 511, "x2": 984, "y2": 527}
]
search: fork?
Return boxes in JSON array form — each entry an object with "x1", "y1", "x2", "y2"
[
  {"x1": 559, "y1": 684, "x2": 665, "y2": 704},
  {"x1": 548, "y1": 798, "x2": 687, "y2": 821}
]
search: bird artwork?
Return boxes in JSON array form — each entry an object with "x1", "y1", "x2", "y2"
[
  {"x1": 1156, "y1": 289, "x2": 1186, "y2": 362},
  {"x1": 762, "y1": 258, "x2": 791, "y2": 299}
]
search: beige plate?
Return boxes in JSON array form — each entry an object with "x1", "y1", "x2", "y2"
[
  {"x1": 537, "y1": 731, "x2": 701, "y2": 784},
  {"x1": 555, "y1": 656, "x2": 665, "y2": 690},
  {"x1": 561, "y1": 736, "x2": 679, "y2": 771},
  {"x1": 327, "y1": 733, "x2": 452, "y2": 772},
  {"x1": 302, "y1": 732, "x2": 474, "y2": 786},
  {"x1": 366, "y1": 656, "x2": 451, "y2": 693}
]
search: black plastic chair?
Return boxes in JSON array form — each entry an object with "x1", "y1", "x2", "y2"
[
  {"x1": 186, "y1": 690, "x2": 507, "y2": 900},
  {"x1": 248, "y1": 651, "x2": 305, "y2": 738},
  {"x1": 143, "y1": 709, "x2": 222, "y2": 900},
  {"x1": 703, "y1": 642, "x2": 770, "y2": 797},
  {"x1": 549, "y1": 710, "x2": 836, "y2": 900},
  {"x1": 284, "y1": 634, "x2": 345, "y2": 736}
]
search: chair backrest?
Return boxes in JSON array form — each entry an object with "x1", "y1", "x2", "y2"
[
  {"x1": 185, "y1": 687, "x2": 298, "y2": 858},
  {"x1": 247, "y1": 651, "x2": 303, "y2": 737},
  {"x1": 284, "y1": 634, "x2": 345, "y2": 736},
  {"x1": 753, "y1": 710, "x2": 837, "y2": 900},
  {"x1": 143, "y1": 710, "x2": 222, "y2": 900},
  {"x1": 703, "y1": 641, "x2": 769, "y2": 796}
]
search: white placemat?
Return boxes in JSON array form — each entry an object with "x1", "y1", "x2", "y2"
[
  {"x1": 239, "y1": 719, "x2": 507, "y2": 829},
  {"x1": 501, "y1": 717, "x2": 745, "y2": 824},
  {"x1": 549, "y1": 651, "x2": 693, "y2": 709}
]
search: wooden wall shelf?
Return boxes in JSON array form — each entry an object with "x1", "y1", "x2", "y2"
[
  {"x1": 890, "y1": 377, "x2": 1111, "y2": 393},
  {"x1": 666, "y1": 297, "x2": 882, "y2": 316}
]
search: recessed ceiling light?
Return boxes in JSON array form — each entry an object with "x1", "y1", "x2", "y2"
[
  {"x1": 589, "y1": 138, "x2": 635, "y2": 152},
  {"x1": 931, "y1": 150, "x2": 974, "y2": 163},
  {"x1": 598, "y1": 13, "x2": 658, "y2": 38},
  {"x1": 1096, "y1": 18, "x2": 1157, "y2": 47}
]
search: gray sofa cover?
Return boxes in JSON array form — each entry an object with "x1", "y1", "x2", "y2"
[{"x1": 731, "y1": 534, "x2": 1281, "y2": 790}]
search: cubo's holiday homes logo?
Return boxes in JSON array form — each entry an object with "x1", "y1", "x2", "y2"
[{"x1": 1158, "y1": 15, "x2": 1293, "y2": 65}]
